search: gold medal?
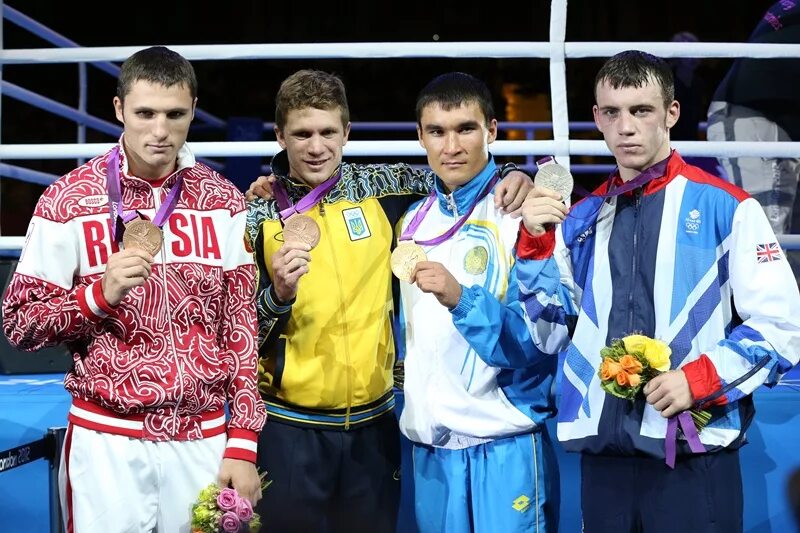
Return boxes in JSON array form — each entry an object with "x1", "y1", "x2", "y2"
[
  {"x1": 122, "y1": 219, "x2": 163, "y2": 255},
  {"x1": 390, "y1": 242, "x2": 427, "y2": 283},
  {"x1": 283, "y1": 214, "x2": 321, "y2": 249}
]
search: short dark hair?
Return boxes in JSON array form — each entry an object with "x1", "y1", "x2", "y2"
[
  {"x1": 275, "y1": 70, "x2": 350, "y2": 131},
  {"x1": 594, "y1": 50, "x2": 675, "y2": 109},
  {"x1": 415, "y1": 72, "x2": 495, "y2": 126},
  {"x1": 117, "y1": 46, "x2": 197, "y2": 101}
]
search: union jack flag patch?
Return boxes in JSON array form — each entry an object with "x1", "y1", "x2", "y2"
[{"x1": 756, "y1": 242, "x2": 783, "y2": 263}]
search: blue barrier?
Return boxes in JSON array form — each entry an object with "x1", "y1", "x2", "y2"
[{"x1": 2, "y1": 374, "x2": 798, "y2": 532}]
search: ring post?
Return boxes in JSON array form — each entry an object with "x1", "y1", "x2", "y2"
[{"x1": 48, "y1": 427, "x2": 67, "y2": 533}]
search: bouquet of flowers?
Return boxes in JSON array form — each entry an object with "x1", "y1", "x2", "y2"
[
  {"x1": 598, "y1": 333, "x2": 711, "y2": 431},
  {"x1": 191, "y1": 473, "x2": 271, "y2": 533}
]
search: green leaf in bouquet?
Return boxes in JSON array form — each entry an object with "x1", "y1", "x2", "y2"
[{"x1": 600, "y1": 379, "x2": 637, "y2": 400}]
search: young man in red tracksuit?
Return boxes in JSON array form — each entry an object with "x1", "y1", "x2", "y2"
[{"x1": 2, "y1": 46, "x2": 266, "y2": 533}]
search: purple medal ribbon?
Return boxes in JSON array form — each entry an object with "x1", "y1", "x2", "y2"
[
  {"x1": 106, "y1": 146, "x2": 184, "y2": 243},
  {"x1": 273, "y1": 168, "x2": 342, "y2": 221},
  {"x1": 552, "y1": 152, "x2": 673, "y2": 225},
  {"x1": 400, "y1": 172, "x2": 500, "y2": 246},
  {"x1": 574, "y1": 151, "x2": 674, "y2": 201},
  {"x1": 665, "y1": 410, "x2": 706, "y2": 468}
]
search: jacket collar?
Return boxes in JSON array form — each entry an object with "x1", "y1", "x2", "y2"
[
  {"x1": 608, "y1": 149, "x2": 686, "y2": 196},
  {"x1": 434, "y1": 156, "x2": 497, "y2": 214},
  {"x1": 116, "y1": 134, "x2": 195, "y2": 188},
  {"x1": 270, "y1": 149, "x2": 343, "y2": 200}
]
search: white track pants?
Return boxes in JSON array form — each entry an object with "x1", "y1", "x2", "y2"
[{"x1": 59, "y1": 424, "x2": 226, "y2": 533}]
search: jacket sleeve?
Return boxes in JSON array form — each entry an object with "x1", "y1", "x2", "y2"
[
  {"x1": 682, "y1": 198, "x2": 800, "y2": 408},
  {"x1": 221, "y1": 206, "x2": 267, "y2": 463},
  {"x1": 382, "y1": 163, "x2": 434, "y2": 196},
  {"x1": 245, "y1": 199, "x2": 292, "y2": 354},
  {"x1": 515, "y1": 224, "x2": 577, "y2": 355},
  {"x1": 450, "y1": 256, "x2": 549, "y2": 369},
  {"x1": 3, "y1": 197, "x2": 113, "y2": 350}
]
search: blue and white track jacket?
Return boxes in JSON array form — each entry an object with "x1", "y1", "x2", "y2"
[
  {"x1": 517, "y1": 152, "x2": 800, "y2": 458},
  {"x1": 398, "y1": 159, "x2": 555, "y2": 448}
]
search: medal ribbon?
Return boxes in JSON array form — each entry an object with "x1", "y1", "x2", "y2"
[
  {"x1": 400, "y1": 172, "x2": 500, "y2": 246},
  {"x1": 574, "y1": 151, "x2": 673, "y2": 201},
  {"x1": 543, "y1": 152, "x2": 672, "y2": 227},
  {"x1": 106, "y1": 146, "x2": 184, "y2": 244},
  {"x1": 273, "y1": 168, "x2": 342, "y2": 221}
]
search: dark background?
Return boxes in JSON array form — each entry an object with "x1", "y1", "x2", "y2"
[{"x1": 0, "y1": 0, "x2": 777, "y2": 234}]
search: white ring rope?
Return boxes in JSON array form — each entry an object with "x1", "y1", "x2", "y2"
[
  {"x1": 1, "y1": 140, "x2": 799, "y2": 160},
  {"x1": 2, "y1": 42, "x2": 800, "y2": 64}
]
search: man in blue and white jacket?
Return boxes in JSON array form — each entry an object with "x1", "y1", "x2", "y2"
[
  {"x1": 398, "y1": 72, "x2": 558, "y2": 533},
  {"x1": 517, "y1": 50, "x2": 800, "y2": 533}
]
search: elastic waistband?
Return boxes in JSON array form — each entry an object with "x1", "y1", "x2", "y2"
[
  {"x1": 264, "y1": 391, "x2": 395, "y2": 430},
  {"x1": 68, "y1": 397, "x2": 226, "y2": 440}
]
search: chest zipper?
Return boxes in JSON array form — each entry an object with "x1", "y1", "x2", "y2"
[{"x1": 319, "y1": 202, "x2": 353, "y2": 429}]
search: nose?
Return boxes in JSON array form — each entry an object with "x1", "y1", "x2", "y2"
[
  {"x1": 617, "y1": 112, "x2": 635, "y2": 136},
  {"x1": 152, "y1": 114, "x2": 169, "y2": 139},
  {"x1": 308, "y1": 134, "x2": 324, "y2": 155},
  {"x1": 443, "y1": 132, "x2": 462, "y2": 154}
]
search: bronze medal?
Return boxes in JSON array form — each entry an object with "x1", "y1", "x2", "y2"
[
  {"x1": 122, "y1": 219, "x2": 163, "y2": 255},
  {"x1": 390, "y1": 242, "x2": 427, "y2": 283},
  {"x1": 283, "y1": 214, "x2": 321, "y2": 249}
]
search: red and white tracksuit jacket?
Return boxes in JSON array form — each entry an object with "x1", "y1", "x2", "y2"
[{"x1": 2, "y1": 142, "x2": 266, "y2": 462}]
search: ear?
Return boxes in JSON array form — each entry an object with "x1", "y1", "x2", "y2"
[
  {"x1": 487, "y1": 118, "x2": 498, "y2": 144},
  {"x1": 417, "y1": 124, "x2": 426, "y2": 150},
  {"x1": 113, "y1": 96, "x2": 124, "y2": 124},
  {"x1": 592, "y1": 104, "x2": 601, "y2": 131},
  {"x1": 666, "y1": 100, "x2": 680, "y2": 130},
  {"x1": 274, "y1": 125, "x2": 287, "y2": 150},
  {"x1": 191, "y1": 97, "x2": 198, "y2": 121},
  {"x1": 342, "y1": 122, "x2": 351, "y2": 146}
]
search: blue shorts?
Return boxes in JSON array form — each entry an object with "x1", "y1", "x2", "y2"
[{"x1": 412, "y1": 429, "x2": 559, "y2": 533}]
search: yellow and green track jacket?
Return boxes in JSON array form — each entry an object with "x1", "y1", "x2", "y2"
[{"x1": 245, "y1": 151, "x2": 432, "y2": 430}]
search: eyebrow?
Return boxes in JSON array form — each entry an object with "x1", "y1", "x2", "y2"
[
  {"x1": 287, "y1": 126, "x2": 340, "y2": 136},
  {"x1": 131, "y1": 105, "x2": 191, "y2": 114},
  {"x1": 423, "y1": 119, "x2": 481, "y2": 132}
]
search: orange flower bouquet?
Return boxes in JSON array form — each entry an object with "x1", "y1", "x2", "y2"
[{"x1": 598, "y1": 334, "x2": 711, "y2": 431}]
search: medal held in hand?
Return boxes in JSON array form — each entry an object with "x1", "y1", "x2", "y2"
[
  {"x1": 534, "y1": 157, "x2": 574, "y2": 201},
  {"x1": 273, "y1": 168, "x2": 343, "y2": 252},
  {"x1": 392, "y1": 166, "x2": 501, "y2": 283},
  {"x1": 390, "y1": 242, "x2": 427, "y2": 283},
  {"x1": 122, "y1": 219, "x2": 163, "y2": 255},
  {"x1": 106, "y1": 146, "x2": 183, "y2": 256},
  {"x1": 283, "y1": 214, "x2": 321, "y2": 249}
]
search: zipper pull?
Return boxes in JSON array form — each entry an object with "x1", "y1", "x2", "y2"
[
  {"x1": 446, "y1": 194, "x2": 458, "y2": 217},
  {"x1": 319, "y1": 202, "x2": 326, "y2": 216}
]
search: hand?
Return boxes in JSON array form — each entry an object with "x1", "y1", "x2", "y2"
[
  {"x1": 101, "y1": 248, "x2": 154, "y2": 306},
  {"x1": 411, "y1": 261, "x2": 462, "y2": 309},
  {"x1": 643, "y1": 370, "x2": 694, "y2": 418},
  {"x1": 494, "y1": 170, "x2": 533, "y2": 218},
  {"x1": 245, "y1": 174, "x2": 276, "y2": 201},
  {"x1": 271, "y1": 241, "x2": 312, "y2": 303},
  {"x1": 218, "y1": 458, "x2": 262, "y2": 505},
  {"x1": 520, "y1": 187, "x2": 568, "y2": 236}
]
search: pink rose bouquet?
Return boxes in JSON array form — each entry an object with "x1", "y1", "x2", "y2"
[{"x1": 191, "y1": 473, "x2": 271, "y2": 533}]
